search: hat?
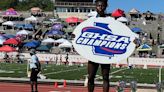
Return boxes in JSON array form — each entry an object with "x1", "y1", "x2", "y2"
[{"x1": 30, "y1": 49, "x2": 36, "y2": 54}]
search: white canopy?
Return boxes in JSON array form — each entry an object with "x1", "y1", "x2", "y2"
[
  {"x1": 16, "y1": 30, "x2": 31, "y2": 35},
  {"x1": 2, "y1": 21, "x2": 15, "y2": 26},
  {"x1": 42, "y1": 38, "x2": 56, "y2": 43},
  {"x1": 55, "y1": 38, "x2": 68, "y2": 43},
  {"x1": 59, "y1": 40, "x2": 72, "y2": 48},
  {"x1": 117, "y1": 17, "x2": 129, "y2": 22},
  {"x1": 25, "y1": 16, "x2": 38, "y2": 22}
]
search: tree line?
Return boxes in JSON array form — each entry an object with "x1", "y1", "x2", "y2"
[{"x1": 0, "y1": 0, "x2": 54, "y2": 11}]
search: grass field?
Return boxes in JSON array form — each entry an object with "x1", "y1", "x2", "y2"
[{"x1": 0, "y1": 63, "x2": 164, "y2": 84}]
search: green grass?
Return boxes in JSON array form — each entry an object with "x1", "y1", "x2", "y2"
[{"x1": 0, "y1": 63, "x2": 163, "y2": 84}]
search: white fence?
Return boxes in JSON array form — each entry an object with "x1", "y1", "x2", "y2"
[{"x1": 0, "y1": 52, "x2": 164, "y2": 67}]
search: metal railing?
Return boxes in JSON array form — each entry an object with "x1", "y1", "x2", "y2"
[{"x1": 54, "y1": 2, "x2": 95, "y2": 7}]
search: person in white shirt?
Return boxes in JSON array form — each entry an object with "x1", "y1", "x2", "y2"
[{"x1": 29, "y1": 49, "x2": 41, "y2": 92}]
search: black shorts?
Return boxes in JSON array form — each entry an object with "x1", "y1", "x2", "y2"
[{"x1": 30, "y1": 68, "x2": 39, "y2": 82}]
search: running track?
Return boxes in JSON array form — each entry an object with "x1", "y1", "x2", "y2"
[{"x1": 0, "y1": 82, "x2": 131, "y2": 92}]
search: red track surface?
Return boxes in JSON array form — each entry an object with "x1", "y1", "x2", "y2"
[{"x1": 0, "y1": 82, "x2": 130, "y2": 92}]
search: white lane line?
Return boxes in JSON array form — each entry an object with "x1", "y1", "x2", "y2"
[{"x1": 44, "y1": 67, "x2": 85, "y2": 75}]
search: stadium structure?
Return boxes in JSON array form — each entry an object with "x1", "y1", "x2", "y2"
[{"x1": 51, "y1": 0, "x2": 96, "y2": 19}]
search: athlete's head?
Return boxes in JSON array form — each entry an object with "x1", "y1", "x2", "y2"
[{"x1": 95, "y1": 0, "x2": 108, "y2": 15}]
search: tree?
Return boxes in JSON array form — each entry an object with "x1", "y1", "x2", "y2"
[{"x1": 0, "y1": 0, "x2": 18, "y2": 10}]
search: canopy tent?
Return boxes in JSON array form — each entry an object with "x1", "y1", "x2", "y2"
[
  {"x1": 36, "y1": 45, "x2": 51, "y2": 51},
  {"x1": 46, "y1": 29, "x2": 64, "y2": 35},
  {"x1": 117, "y1": 17, "x2": 128, "y2": 23},
  {"x1": 137, "y1": 44, "x2": 152, "y2": 51},
  {"x1": 42, "y1": 38, "x2": 56, "y2": 43},
  {"x1": 25, "y1": 16, "x2": 38, "y2": 22},
  {"x1": 2, "y1": 21, "x2": 15, "y2": 26},
  {"x1": 0, "y1": 45, "x2": 16, "y2": 52},
  {"x1": 16, "y1": 30, "x2": 31, "y2": 35},
  {"x1": 111, "y1": 9, "x2": 125, "y2": 18},
  {"x1": 129, "y1": 8, "x2": 141, "y2": 20},
  {"x1": 59, "y1": 40, "x2": 72, "y2": 48},
  {"x1": 3, "y1": 38, "x2": 20, "y2": 45},
  {"x1": 143, "y1": 11, "x2": 154, "y2": 15},
  {"x1": 54, "y1": 38, "x2": 68, "y2": 43},
  {"x1": 143, "y1": 11, "x2": 155, "y2": 20},
  {"x1": 129, "y1": 8, "x2": 140, "y2": 14},
  {"x1": 131, "y1": 27, "x2": 142, "y2": 33}
]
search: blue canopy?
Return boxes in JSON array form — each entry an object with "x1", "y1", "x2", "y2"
[
  {"x1": 131, "y1": 27, "x2": 142, "y2": 33},
  {"x1": 46, "y1": 29, "x2": 64, "y2": 35}
]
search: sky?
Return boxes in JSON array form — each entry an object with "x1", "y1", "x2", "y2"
[{"x1": 106, "y1": 0, "x2": 164, "y2": 13}]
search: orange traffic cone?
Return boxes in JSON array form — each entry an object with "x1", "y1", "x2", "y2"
[
  {"x1": 63, "y1": 80, "x2": 67, "y2": 87},
  {"x1": 54, "y1": 82, "x2": 58, "y2": 88}
]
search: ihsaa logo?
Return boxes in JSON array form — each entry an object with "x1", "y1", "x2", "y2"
[{"x1": 75, "y1": 22, "x2": 130, "y2": 57}]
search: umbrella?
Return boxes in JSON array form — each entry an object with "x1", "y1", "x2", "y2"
[
  {"x1": 52, "y1": 24, "x2": 63, "y2": 30},
  {"x1": 117, "y1": 17, "x2": 128, "y2": 22},
  {"x1": 2, "y1": 8, "x2": 19, "y2": 16},
  {"x1": 2, "y1": 21, "x2": 15, "y2": 26},
  {"x1": 0, "y1": 39, "x2": 6, "y2": 45},
  {"x1": 25, "y1": 16, "x2": 38, "y2": 22},
  {"x1": 16, "y1": 30, "x2": 31, "y2": 35},
  {"x1": 42, "y1": 38, "x2": 56, "y2": 43},
  {"x1": 0, "y1": 45, "x2": 16, "y2": 52},
  {"x1": 4, "y1": 34, "x2": 16, "y2": 38},
  {"x1": 24, "y1": 40, "x2": 40, "y2": 48},
  {"x1": 0, "y1": 35, "x2": 8, "y2": 40},
  {"x1": 59, "y1": 40, "x2": 72, "y2": 48},
  {"x1": 3, "y1": 38, "x2": 20, "y2": 45},
  {"x1": 24, "y1": 24, "x2": 34, "y2": 29},
  {"x1": 131, "y1": 27, "x2": 142, "y2": 33},
  {"x1": 65, "y1": 17, "x2": 79, "y2": 23},
  {"x1": 55, "y1": 38, "x2": 68, "y2": 43},
  {"x1": 137, "y1": 44, "x2": 152, "y2": 51},
  {"x1": 36, "y1": 45, "x2": 51, "y2": 51},
  {"x1": 46, "y1": 29, "x2": 64, "y2": 35}
]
